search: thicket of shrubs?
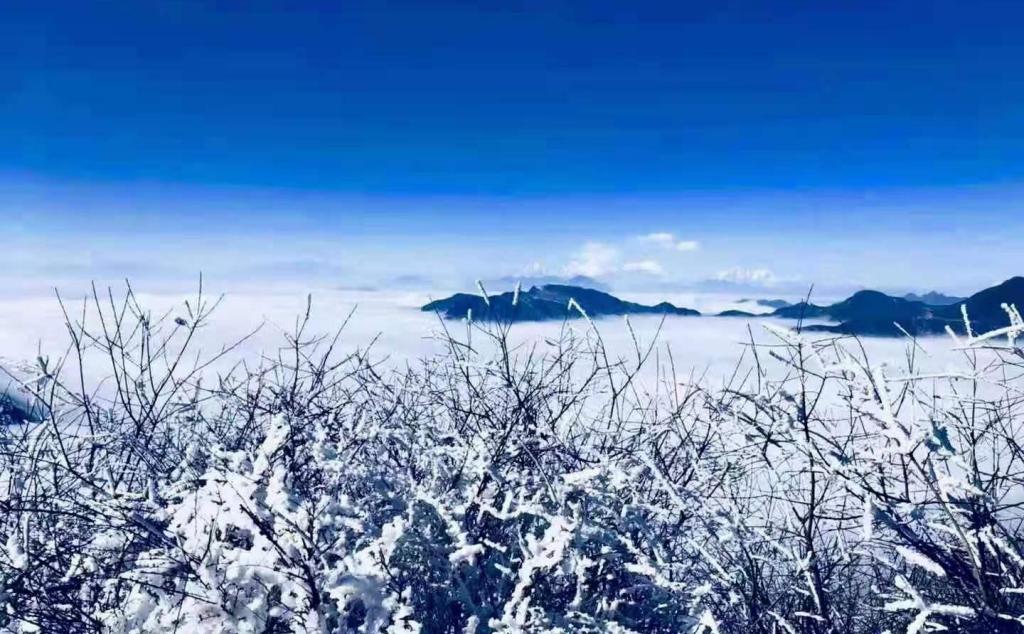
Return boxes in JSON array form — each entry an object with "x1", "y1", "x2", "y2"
[{"x1": 2, "y1": 285, "x2": 1024, "y2": 633}]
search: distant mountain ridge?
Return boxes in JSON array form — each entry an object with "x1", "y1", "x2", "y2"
[
  {"x1": 422, "y1": 278, "x2": 1024, "y2": 337},
  {"x1": 779, "y1": 278, "x2": 1024, "y2": 336},
  {"x1": 739, "y1": 298, "x2": 792, "y2": 309},
  {"x1": 902, "y1": 291, "x2": 964, "y2": 305},
  {"x1": 422, "y1": 284, "x2": 700, "y2": 321},
  {"x1": 485, "y1": 275, "x2": 610, "y2": 292}
]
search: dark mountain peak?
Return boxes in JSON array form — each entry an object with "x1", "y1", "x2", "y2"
[
  {"x1": 742, "y1": 298, "x2": 792, "y2": 309},
  {"x1": 774, "y1": 290, "x2": 933, "y2": 336},
  {"x1": 973, "y1": 276, "x2": 1024, "y2": 298},
  {"x1": 843, "y1": 289, "x2": 913, "y2": 305},
  {"x1": 793, "y1": 278, "x2": 1024, "y2": 337},
  {"x1": 771, "y1": 301, "x2": 828, "y2": 319},
  {"x1": 423, "y1": 284, "x2": 699, "y2": 322},
  {"x1": 424, "y1": 277, "x2": 1024, "y2": 334},
  {"x1": 486, "y1": 275, "x2": 610, "y2": 292},
  {"x1": 956, "y1": 277, "x2": 1024, "y2": 311},
  {"x1": 903, "y1": 291, "x2": 964, "y2": 305},
  {"x1": 537, "y1": 284, "x2": 608, "y2": 297},
  {"x1": 836, "y1": 290, "x2": 914, "y2": 312},
  {"x1": 939, "y1": 277, "x2": 1024, "y2": 331}
]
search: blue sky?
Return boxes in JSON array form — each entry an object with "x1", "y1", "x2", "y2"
[{"x1": 3, "y1": 0, "x2": 1024, "y2": 294}]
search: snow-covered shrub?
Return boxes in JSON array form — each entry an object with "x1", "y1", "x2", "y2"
[{"x1": 2, "y1": 286, "x2": 1024, "y2": 633}]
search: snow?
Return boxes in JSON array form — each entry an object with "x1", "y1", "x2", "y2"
[{"x1": 3, "y1": 282, "x2": 1024, "y2": 632}]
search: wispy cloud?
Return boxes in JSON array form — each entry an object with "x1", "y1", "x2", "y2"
[
  {"x1": 638, "y1": 232, "x2": 700, "y2": 252},
  {"x1": 714, "y1": 267, "x2": 777, "y2": 286},
  {"x1": 562, "y1": 242, "x2": 666, "y2": 279},
  {"x1": 623, "y1": 260, "x2": 665, "y2": 276},
  {"x1": 562, "y1": 242, "x2": 621, "y2": 277},
  {"x1": 638, "y1": 232, "x2": 675, "y2": 247}
]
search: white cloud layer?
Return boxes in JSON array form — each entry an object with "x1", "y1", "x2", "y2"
[
  {"x1": 715, "y1": 267, "x2": 777, "y2": 286},
  {"x1": 562, "y1": 242, "x2": 666, "y2": 279},
  {"x1": 638, "y1": 232, "x2": 700, "y2": 252},
  {"x1": 562, "y1": 242, "x2": 621, "y2": 277},
  {"x1": 623, "y1": 260, "x2": 665, "y2": 275}
]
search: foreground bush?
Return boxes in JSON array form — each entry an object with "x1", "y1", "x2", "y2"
[{"x1": 2, "y1": 285, "x2": 1024, "y2": 633}]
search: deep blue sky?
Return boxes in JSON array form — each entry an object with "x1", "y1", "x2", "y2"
[
  {"x1": 3, "y1": 0, "x2": 1024, "y2": 292},
  {"x1": 5, "y1": 0, "x2": 1024, "y2": 193}
]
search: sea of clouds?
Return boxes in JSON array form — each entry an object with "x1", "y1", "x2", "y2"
[{"x1": 0, "y1": 282, "x2": 976, "y2": 396}]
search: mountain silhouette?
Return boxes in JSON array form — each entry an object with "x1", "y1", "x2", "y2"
[
  {"x1": 484, "y1": 275, "x2": 610, "y2": 292},
  {"x1": 935, "y1": 276, "x2": 1024, "y2": 334},
  {"x1": 739, "y1": 298, "x2": 792, "y2": 309},
  {"x1": 903, "y1": 291, "x2": 963, "y2": 305},
  {"x1": 422, "y1": 284, "x2": 700, "y2": 322},
  {"x1": 423, "y1": 279, "x2": 1024, "y2": 336},
  {"x1": 777, "y1": 278, "x2": 1024, "y2": 336}
]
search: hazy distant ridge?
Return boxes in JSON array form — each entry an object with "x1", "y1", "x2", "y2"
[
  {"x1": 424, "y1": 278, "x2": 1024, "y2": 337},
  {"x1": 422, "y1": 284, "x2": 700, "y2": 321}
]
